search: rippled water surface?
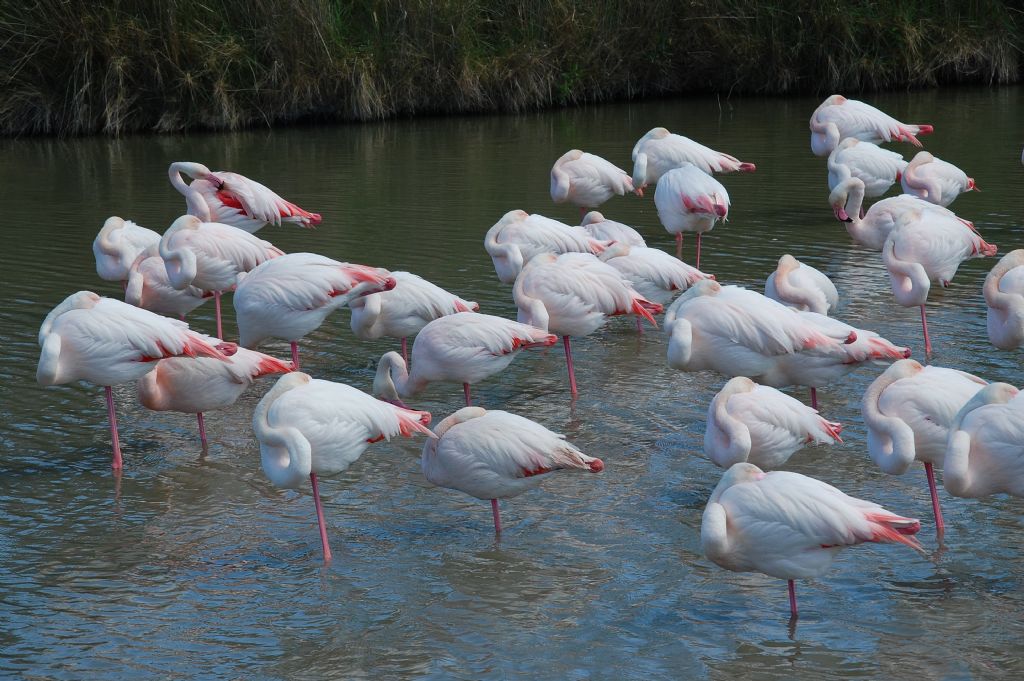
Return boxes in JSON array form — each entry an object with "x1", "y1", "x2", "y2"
[{"x1": 3, "y1": 88, "x2": 1024, "y2": 680}]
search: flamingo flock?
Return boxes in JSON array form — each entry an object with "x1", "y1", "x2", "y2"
[{"x1": 35, "y1": 94, "x2": 1024, "y2": 625}]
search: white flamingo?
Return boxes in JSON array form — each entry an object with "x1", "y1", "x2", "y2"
[
  {"x1": 600, "y1": 243, "x2": 712, "y2": 311},
  {"x1": 422, "y1": 407, "x2": 604, "y2": 533},
  {"x1": 809, "y1": 94, "x2": 933, "y2": 156},
  {"x1": 900, "y1": 151, "x2": 976, "y2": 207},
  {"x1": 550, "y1": 149, "x2": 637, "y2": 211},
  {"x1": 835, "y1": 194, "x2": 975, "y2": 251},
  {"x1": 945, "y1": 383, "x2": 1024, "y2": 499},
  {"x1": 125, "y1": 249, "x2": 212, "y2": 319},
  {"x1": 827, "y1": 138, "x2": 906, "y2": 219},
  {"x1": 631, "y1": 126, "x2": 755, "y2": 190},
  {"x1": 764, "y1": 254, "x2": 839, "y2": 315},
  {"x1": 93, "y1": 216, "x2": 161, "y2": 284},
  {"x1": 579, "y1": 211, "x2": 647, "y2": 246},
  {"x1": 253, "y1": 372, "x2": 434, "y2": 561},
  {"x1": 484, "y1": 209, "x2": 610, "y2": 284},
  {"x1": 702, "y1": 462, "x2": 923, "y2": 617},
  {"x1": 653, "y1": 163, "x2": 729, "y2": 266},
  {"x1": 984, "y1": 249, "x2": 1024, "y2": 350}
]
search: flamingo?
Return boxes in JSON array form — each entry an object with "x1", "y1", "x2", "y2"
[
  {"x1": 168, "y1": 161, "x2": 321, "y2": 232},
  {"x1": 513, "y1": 252, "x2": 662, "y2": 395},
  {"x1": 484, "y1": 209, "x2": 610, "y2": 284},
  {"x1": 653, "y1": 163, "x2": 729, "y2": 265},
  {"x1": 159, "y1": 215, "x2": 284, "y2": 339},
  {"x1": 809, "y1": 94, "x2": 934, "y2": 156},
  {"x1": 550, "y1": 149, "x2": 638, "y2": 212},
  {"x1": 138, "y1": 341, "x2": 292, "y2": 447},
  {"x1": 37, "y1": 292, "x2": 231, "y2": 469},
  {"x1": 631, "y1": 126, "x2": 755, "y2": 191},
  {"x1": 984, "y1": 249, "x2": 1024, "y2": 350},
  {"x1": 125, "y1": 249, "x2": 212, "y2": 319},
  {"x1": 834, "y1": 193, "x2": 974, "y2": 251},
  {"x1": 373, "y1": 312, "x2": 556, "y2": 407},
  {"x1": 233, "y1": 253, "x2": 395, "y2": 369},
  {"x1": 579, "y1": 211, "x2": 647, "y2": 246},
  {"x1": 944, "y1": 382, "x2": 1024, "y2": 499},
  {"x1": 882, "y1": 208, "x2": 997, "y2": 355},
  {"x1": 764, "y1": 254, "x2": 839, "y2": 315},
  {"x1": 702, "y1": 462, "x2": 923, "y2": 618},
  {"x1": 705, "y1": 377, "x2": 842, "y2": 470},
  {"x1": 348, "y1": 270, "x2": 479, "y2": 363},
  {"x1": 900, "y1": 151, "x2": 976, "y2": 207},
  {"x1": 600, "y1": 243, "x2": 712, "y2": 307},
  {"x1": 93, "y1": 216, "x2": 161, "y2": 285},
  {"x1": 421, "y1": 406, "x2": 604, "y2": 533},
  {"x1": 862, "y1": 359, "x2": 988, "y2": 537},
  {"x1": 827, "y1": 138, "x2": 906, "y2": 219},
  {"x1": 253, "y1": 372, "x2": 434, "y2": 561}
]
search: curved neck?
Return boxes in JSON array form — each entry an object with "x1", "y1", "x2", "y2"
[
  {"x1": 349, "y1": 292, "x2": 383, "y2": 339},
  {"x1": 159, "y1": 226, "x2": 198, "y2": 290},
  {"x1": 550, "y1": 167, "x2": 570, "y2": 203},
  {"x1": 708, "y1": 386, "x2": 752, "y2": 467},
  {"x1": 374, "y1": 351, "x2": 421, "y2": 399},
  {"x1": 632, "y1": 152, "x2": 648, "y2": 189},
  {"x1": 883, "y1": 238, "x2": 930, "y2": 306},
  {"x1": 983, "y1": 257, "x2": 1023, "y2": 311},
  {"x1": 95, "y1": 217, "x2": 123, "y2": 257},
  {"x1": 812, "y1": 119, "x2": 841, "y2": 153},
  {"x1": 252, "y1": 379, "x2": 313, "y2": 488},
  {"x1": 665, "y1": 318, "x2": 693, "y2": 368},
  {"x1": 861, "y1": 367, "x2": 918, "y2": 474},
  {"x1": 485, "y1": 224, "x2": 525, "y2": 284},
  {"x1": 773, "y1": 266, "x2": 820, "y2": 313},
  {"x1": 513, "y1": 276, "x2": 549, "y2": 332}
]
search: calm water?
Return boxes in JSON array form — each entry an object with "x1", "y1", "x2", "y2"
[{"x1": 3, "y1": 88, "x2": 1023, "y2": 680}]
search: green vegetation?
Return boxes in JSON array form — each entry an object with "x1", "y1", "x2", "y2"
[{"x1": 2, "y1": 0, "x2": 1020, "y2": 136}]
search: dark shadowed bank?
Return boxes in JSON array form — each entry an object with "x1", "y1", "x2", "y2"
[{"x1": 2, "y1": 0, "x2": 1021, "y2": 137}]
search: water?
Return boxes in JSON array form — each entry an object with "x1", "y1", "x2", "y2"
[{"x1": 3, "y1": 88, "x2": 1024, "y2": 680}]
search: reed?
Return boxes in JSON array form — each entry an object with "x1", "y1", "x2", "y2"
[{"x1": 1, "y1": 0, "x2": 1020, "y2": 136}]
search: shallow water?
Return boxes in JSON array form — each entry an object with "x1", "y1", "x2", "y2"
[{"x1": 3, "y1": 87, "x2": 1024, "y2": 680}]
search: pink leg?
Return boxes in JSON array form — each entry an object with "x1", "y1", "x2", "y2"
[
  {"x1": 676, "y1": 232, "x2": 683, "y2": 260},
  {"x1": 810, "y1": 387, "x2": 818, "y2": 410},
  {"x1": 179, "y1": 314, "x2": 185, "y2": 321},
  {"x1": 401, "y1": 337, "x2": 409, "y2": 365},
  {"x1": 695, "y1": 233, "x2": 702, "y2": 270},
  {"x1": 491, "y1": 498, "x2": 502, "y2": 534},
  {"x1": 105, "y1": 386, "x2": 123, "y2": 470},
  {"x1": 197, "y1": 412, "x2": 208, "y2": 447},
  {"x1": 290, "y1": 342, "x2": 300, "y2": 371},
  {"x1": 636, "y1": 317, "x2": 644, "y2": 334},
  {"x1": 562, "y1": 335, "x2": 578, "y2": 396},
  {"x1": 215, "y1": 291, "x2": 223, "y2": 340},
  {"x1": 310, "y1": 473, "x2": 332, "y2": 562},
  {"x1": 924, "y1": 462, "x2": 945, "y2": 539},
  {"x1": 463, "y1": 383, "x2": 472, "y2": 406},
  {"x1": 788, "y1": 580, "x2": 798, "y2": 618},
  {"x1": 920, "y1": 305, "x2": 932, "y2": 356}
]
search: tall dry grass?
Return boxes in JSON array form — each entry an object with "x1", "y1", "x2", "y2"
[{"x1": 1, "y1": 0, "x2": 1020, "y2": 136}]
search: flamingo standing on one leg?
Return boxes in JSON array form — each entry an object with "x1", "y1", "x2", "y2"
[
  {"x1": 702, "y1": 462, "x2": 923, "y2": 618},
  {"x1": 93, "y1": 216, "x2": 161, "y2": 286},
  {"x1": 169, "y1": 161, "x2": 321, "y2": 232},
  {"x1": 484, "y1": 209, "x2": 611, "y2": 284},
  {"x1": 513, "y1": 252, "x2": 662, "y2": 395},
  {"x1": 944, "y1": 382, "x2": 1024, "y2": 499},
  {"x1": 373, "y1": 312, "x2": 556, "y2": 408},
  {"x1": 900, "y1": 151, "x2": 977, "y2": 207},
  {"x1": 983, "y1": 249, "x2": 1024, "y2": 350},
  {"x1": 159, "y1": 215, "x2": 284, "y2": 339},
  {"x1": 631, "y1": 126, "x2": 755, "y2": 192},
  {"x1": 138, "y1": 341, "x2": 293, "y2": 447},
  {"x1": 37, "y1": 292, "x2": 231, "y2": 469},
  {"x1": 253, "y1": 373, "x2": 434, "y2": 561},
  {"x1": 653, "y1": 163, "x2": 729, "y2": 266},
  {"x1": 550, "y1": 149, "x2": 639, "y2": 214},
  {"x1": 809, "y1": 94, "x2": 934, "y2": 156},
  {"x1": 862, "y1": 359, "x2": 988, "y2": 538},
  {"x1": 348, "y1": 271, "x2": 478, "y2": 363},
  {"x1": 882, "y1": 208, "x2": 997, "y2": 355},
  {"x1": 234, "y1": 253, "x2": 396, "y2": 369},
  {"x1": 421, "y1": 407, "x2": 604, "y2": 533}
]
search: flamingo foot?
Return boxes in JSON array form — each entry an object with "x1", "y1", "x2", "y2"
[
  {"x1": 563, "y1": 336, "x2": 578, "y2": 396},
  {"x1": 924, "y1": 461, "x2": 945, "y2": 540},
  {"x1": 105, "y1": 386, "x2": 123, "y2": 470},
  {"x1": 310, "y1": 472, "x2": 333, "y2": 562},
  {"x1": 491, "y1": 498, "x2": 502, "y2": 534}
]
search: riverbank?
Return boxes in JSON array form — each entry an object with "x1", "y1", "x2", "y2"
[{"x1": 2, "y1": 0, "x2": 1020, "y2": 136}]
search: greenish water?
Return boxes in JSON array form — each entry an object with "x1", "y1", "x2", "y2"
[{"x1": 2, "y1": 88, "x2": 1023, "y2": 680}]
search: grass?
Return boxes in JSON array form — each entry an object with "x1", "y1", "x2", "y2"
[{"x1": 1, "y1": 0, "x2": 1021, "y2": 136}]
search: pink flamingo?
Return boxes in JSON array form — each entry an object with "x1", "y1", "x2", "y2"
[
  {"x1": 37, "y1": 292, "x2": 231, "y2": 469},
  {"x1": 253, "y1": 372, "x2": 434, "y2": 561},
  {"x1": 827, "y1": 138, "x2": 906, "y2": 219},
  {"x1": 159, "y1": 215, "x2": 284, "y2": 339},
  {"x1": 422, "y1": 407, "x2": 604, "y2": 533},
  {"x1": 631, "y1": 126, "x2": 755, "y2": 191},
  {"x1": 653, "y1": 163, "x2": 729, "y2": 265},
  {"x1": 138, "y1": 341, "x2": 293, "y2": 447},
  {"x1": 945, "y1": 383, "x2": 1024, "y2": 499},
  {"x1": 834, "y1": 193, "x2": 973, "y2": 251},
  {"x1": 809, "y1": 94, "x2": 934, "y2": 156},
  {"x1": 764, "y1": 254, "x2": 838, "y2": 316},
  {"x1": 862, "y1": 359, "x2": 988, "y2": 538},
  {"x1": 984, "y1": 249, "x2": 1024, "y2": 350},
  {"x1": 233, "y1": 252, "x2": 395, "y2": 369},
  {"x1": 169, "y1": 161, "x2": 321, "y2": 232},
  {"x1": 373, "y1": 312, "x2": 556, "y2": 408},
  {"x1": 513, "y1": 252, "x2": 662, "y2": 395},
  {"x1": 93, "y1": 216, "x2": 161, "y2": 285},
  {"x1": 702, "y1": 462, "x2": 923, "y2": 618},
  {"x1": 125, "y1": 249, "x2": 212, "y2": 319},
  {"x1": 900, "y1": 151, "x2": 977, "y2": 207},
  {"x1": 550, "y1": 149, "x2": 638, "y2": 212},
  {"x1": 484, "y1": 209, "x2": 610, "y2": 284},
  {"x1": 579, "y1": 211, "x2": 647, "y2": 246}
]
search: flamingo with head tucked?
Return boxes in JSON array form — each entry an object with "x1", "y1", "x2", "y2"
[
  {"x1": 373, "y1": 312, "x2": 556, "y2": 407},
  {"x1": 984, "y1": 249, "x2": 1024, "y2": 350},
  {"x1": 93, "y1": 216, "x2": 161, "y2": 285},
  {"x1": 809, "y1": 94, "x2": 933, "y2": 156},
  {"x1": 944, "y1": 382, "x2": 1024, "y2": 499},
  {"x1": 900, "y1": 151, "x2": 976, "y2": 207},
  {"x1": 550, "y1": 149, "x2": 638, "y2": 213},
  {"x1": 579, "y1": 211, "x2": 647, "y2": 247},
  {"x1": 422, "y1": 407, "x2": 604, "y2": 533},
  {"x1": 125, "y1": 248, "x2": 212, "y2": 319},
  {"x1": 485, "y1": 209, "x2": 611, "y2": 284},
  {"x1": 827, "y1": 138, "x2": 906, "y2": 219},
  {"x1": 37, "y1": 292, "x2": 231, "y2": 469},
  {"x1": 631, "y1": 126, "x2": 755, "y2": 191},
  {"x1": 862, "y1": 359, "x2": 988, "y2": 538},
  {"x1": 253, "y1": 372, "x2": 434, "y2": 561},
  {"x1": 169, "y1": 161, "x2": 321, "y2": 233},
  {"x1": 765, "y1": 254, "x2": 839, "y2": 316},
  {"x1": 233, "y1": 252, "x2": 395, "y2": 369},
  {"x1": 513, "y1": 252, "x2": 662, "y2": 395},
  {"x1": 653, "y1": 163, "x2": 729, "y2": 265},
  {"x1": 702, "y1": 462, "x2": 923, "y2": 618}
]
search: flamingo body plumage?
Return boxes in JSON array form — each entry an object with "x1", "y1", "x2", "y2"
[
  {"x1": 349, "y1": 271, "x2": 478, "y2": 342},
  {"x1": 93, "y1": 217, "x2": 161, "y2": 283},
  {"x1": 550, "y1": 149, "x2": 636, "y2": 209},
  {"x1": 631, "y1": 127, "x2": 755, "y2": 190},
  {"x1": 900, "y1": 151, "x2": 976, "y2": 207},
  {"x1": 765, "y1": 255, "x2": 838, "y2": 315},
  {"x1": 579, "y1": 211, "x2": 647, "y2": 247},
  {"x1": 125, "y1": 251, "x2": 212, "y2": 318},
  {"x1": 485, "y1": 209, "x2": 610, "y2": 284},
  {"x1": 945, "y1": 383, "x2": 1024, "y2": 499},
  {"x1": 601, "y1": 244, "x2": 712, "y2": 306},
  {"x1": 809, "y1": 94, "x2": 933, "y2": 156},
  {"x1": 984, "y1": 249, "x2": 1024, "y2": 350}
]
